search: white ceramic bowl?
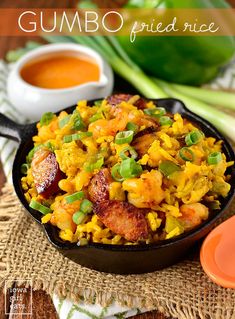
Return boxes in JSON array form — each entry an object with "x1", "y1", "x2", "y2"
[{"x1": 7, "y1": 43, "x2": 114, "y2": 120}]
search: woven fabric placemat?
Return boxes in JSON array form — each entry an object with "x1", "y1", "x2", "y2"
[{"x1": 0, "y1": 184, "x2": 235, "y2": 319}]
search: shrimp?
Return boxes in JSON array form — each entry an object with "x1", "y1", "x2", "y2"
[
  {"x1": 179, "y1": 203, "x2": 209, "y2": 230},
  {"x1": 50, "y1": 197, "x2": 81, "y2": 232},
  {"x1": 122, "y1": 170, "x2": 165, "y2": 209}
]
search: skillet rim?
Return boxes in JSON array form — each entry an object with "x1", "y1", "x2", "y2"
[{"x1": 12, "y1": 97, "x2": 235, "y2": 252}]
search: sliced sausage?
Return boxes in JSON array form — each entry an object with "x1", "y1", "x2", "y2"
[
  {"x1": 94, "y1": 200, "x2": 149, "y2": 241},
  {"x1": 107, "y1": 94, "x2": 147, "y2": 109},
  {"x1": 134, "y1": 126, "x2": 157, "y2": 139},
  {"x1": 88, "y1": 168, "x2": 112, "y2": 204},
  {"x1": 31, "y1": 148, "x2": 63, "y2": 198}
]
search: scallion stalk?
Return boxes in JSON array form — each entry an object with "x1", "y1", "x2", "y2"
[
  {"x1": 154, "y1": 78, "x2": 235, "y2": 141},
  {"x1": 171, "y1": 82, "x2": 235, "y2": 110}
]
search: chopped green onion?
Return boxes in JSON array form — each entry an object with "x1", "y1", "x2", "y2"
[
  {"x1": 89, "y1": 113, "x2": 103, "y2": 123},
  {"x1": 63, "y1": 132, "x2": 92, "y2": 143},
  {"x1": 44, "y1": 142, "x2": 54, "y2": 151},
  {"x1": 21, "y1": 163, "x2": 29, "y2": 175},
  {"x1": 179, "y1": 147, "x2": 195, "y2": 162},
  {"x1": 208, "y1": 152, "x2": 222, "y2": 165},
  {"x1": 119, "y1": 158, "x2": 142, "y2": 179},
  {"x1": 29, "y1": 200, "x2": 52, "y2": 215},
  {"x1": 40, "y1": 112, "x2": 54, "y2": 126},
  {"x1": 111, "y1": 163, "x2": 124, "y2": 182},
  {"x1": 115, "y1": 130, "x2": 134, "y2": 145},
  {"x1": 59, "y1": 115, "x2": 71, "y2": 128},
  {"x1": 185, "y1": 130, "x2": 204, "y2": 146},
  {"x1": 159, "y1": 160, "x2": 181, "y2": 177},
  {"x1": 85, "y1": 157, "x2": 104, "y2": 172},
  {"x1": 92, "y1": 157, "x2": 104, "y2": 170},
  {"x1": 65, "y1": 191, "x2": 84, "y2": 204},
  {"x1": 208, "y1": 200, "x2": 221, "y2": 210},
  {"x1": 80, "y1": 199, "x2": 93, "y2": 213},
  {"x1": 119, "y1": 146, "x2": 138, "y2": 160},
  {"x1": 144, "y1": 107, "x2": 166, "y2": 118},
  {"x1": 126, "y1": 122, "x2": 139, "y2": 134},
  {"x1": 159, "y1": 116, "x2": 173, "y2": 126},
  {"x1": 72, "y1": 111, "x2": 85, "y2": 130},
  {"x1": 72, "y1": 211, "x2": 86, "y2": 225},
  {"x1": 26, "y1": 145, "x2": 42, "y2": 163},
  {"x1": 94, "y1": 100, "x2": 102, "y2": 106}
]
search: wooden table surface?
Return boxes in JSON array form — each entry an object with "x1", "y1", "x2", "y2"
[{"x1": 0, "y1": 1, "x2": 169, "y2": 318}]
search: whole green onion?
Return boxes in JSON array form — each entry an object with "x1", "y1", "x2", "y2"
[
  {"x1": 72, "y1": 211, "x2": 86, "y2": 225},
  {"x1": 119, "y1": 146, "x2": 138, "y2": 160},
  {"x1": 208, "y1": 152, "x2": 223, "y2": 165},
  {"x1": 63, "y1": 132, "x2": 92, "y2": 143},
  {"x1": 115, "y1": 130, "x2": 134, "y2": 145},
  {"x1": 29, "y1": 200, "x2": 52, "y2": 215},
  {"x1": 40, "y1": 112, "x2": 54, "y2": 126},
  {"x1": 159, "y1": 160, "x2": 181, "y2": 177},
  {"x1": 111, "y1": 163, "x2": 124, "y2": 182},
  {"x1": 80, "y1": 199, "x2": 93, "y2": 214},
  {"x1": 179, "y1": 147, "x2": 195, "y2": 162},
  {"x1": 185, "y1": 130, "x2": 204, "y2": 146},
  {"x1": 119, "y1": 158, "x2": 142, "y2": 179},
  {"x1": 126, "y1": 122, "x2": 139, "y2": 134},
  {"x1": 144, "y1": 107, "x2": 166, "y2": 118},
  {"x1": 159, "y1": 116, "x2": 173, "y2": 127},
  {"x1": 65, "y1": 191, "x2": 84, "y2": 204}
]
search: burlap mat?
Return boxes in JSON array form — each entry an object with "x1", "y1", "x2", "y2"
[{"x1": 0, "y1": 185, "x2": 234, "y2": 319}]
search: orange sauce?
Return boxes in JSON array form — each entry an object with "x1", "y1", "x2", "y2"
[{"x1": 20, "y1": 55, "x2": 100, "y2": 89}]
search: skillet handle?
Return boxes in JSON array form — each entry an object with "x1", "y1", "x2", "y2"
[{"x1": 0, "y1": 113, "x2": 29, "y2": 143}]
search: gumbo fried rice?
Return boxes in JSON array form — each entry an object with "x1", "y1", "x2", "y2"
[{"x1": 21, "y1": 94, "x2": 233, "y2": 245}]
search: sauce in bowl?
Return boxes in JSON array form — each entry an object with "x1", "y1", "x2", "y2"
[{"x1": 20, "y1": 53, "x2": 100, "y2": 89}]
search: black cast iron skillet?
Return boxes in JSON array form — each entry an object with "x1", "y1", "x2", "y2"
[{"x1": 0, "y1": 98, "x2": 234, "y2": 274}]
